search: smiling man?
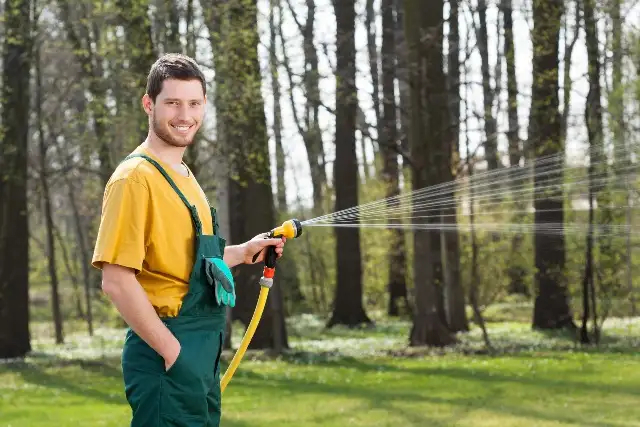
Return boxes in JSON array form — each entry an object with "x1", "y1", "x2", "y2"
[{"x1": 91, "y1": 54, "x2": 285, "y2": 427}]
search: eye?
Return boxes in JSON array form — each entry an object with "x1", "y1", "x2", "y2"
[{"x1": 190, "y1": 101, "x2": 201, "y2": 107}]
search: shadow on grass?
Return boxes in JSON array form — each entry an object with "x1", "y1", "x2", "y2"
[
  {"x1": 225, "y1": 364, "x2": 630, "y2": 427},
  {"x1": 271, "y1": 353, "x2": 640, "y2": 398},
  {"x1": 4, "y1": 359, "x2": 125, "y2": 405}
]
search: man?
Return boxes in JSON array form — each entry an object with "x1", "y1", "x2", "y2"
[{"x1": 92, "y1": 53, "x2": 285, "y2": 427}]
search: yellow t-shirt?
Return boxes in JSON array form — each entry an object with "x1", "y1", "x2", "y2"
[{"x1": 92, "y1": 145, "x2": 213, "y2": 317}]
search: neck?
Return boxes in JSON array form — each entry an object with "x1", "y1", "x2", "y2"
[{"x1": 142, "y1": 132, "x2": 186, "y2": 167}]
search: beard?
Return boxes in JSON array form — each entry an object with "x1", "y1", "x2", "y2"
[{"x1": 152, "y1": 115, "x2": 198, "y2": 148}]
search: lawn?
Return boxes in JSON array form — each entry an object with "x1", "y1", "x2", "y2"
[{"x1": 1, "y1": 314, "x2": 640, "y2": 426}]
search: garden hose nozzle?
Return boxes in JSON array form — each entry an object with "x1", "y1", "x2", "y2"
[
  {"x1": 251, "y1": 219, "x2": 303, "y2": 265},
  {"x1": 268, "y1": 218, "x2": 303, "y2": 240}
]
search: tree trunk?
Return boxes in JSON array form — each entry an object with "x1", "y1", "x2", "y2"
[
  {"x1": 0, "y1": 0, "x2": 32, "y2": 359},
  {"x1": 208, "y1": 0, "x2": 288, "y2": 350},
  {"x1": 530, "y1": 0, "x2": 574, "y2": 330},
  {"x1": 476, "y1": 0, "x2": 499, "y2": 171},
  {"x1": 381, "y1": 0, "x2": 410, "y2": 318},
  {"x1": 394, "y1": 0, "x2": 411, "y2": 165},
  {"x1": 271, "y1": 0, "x2": 287, "y2": 214},
  {"x1": 610, "y1": 0, "x2": 634, "y2": 316},
  {"x1": 327, "y1": 0, "x2": 371, "y2": 328},
  {"x1": 444, "y1": 0, "x2": 469, "y2": 332},
  {"x1": 36, "y1": 38, "x2": 64, "y2": 344},
  {"x1": 366, "y1": 0, "x2": 381, "y2": 138},
  {"x1": 502, "y1": 0, "x2": 527, "y2": 296},
  {"x1": 186, "y1": 0, "x2": 197, "y2": 56},
  {"x1": 405, "y1": 0, "x2": 455, "y2": 347},
  {"x1": 583, "y1": 0, "x2": 606, "y2": 338},
  {"x1": 67, "y1": 183, "x2": 94, "y2": 336},
  {"x1": 270, "y1": 0, "x2": 304, "y2": 312},
  {"x1": 282, "y1": 0, "x2": 326, "y2": 214}
]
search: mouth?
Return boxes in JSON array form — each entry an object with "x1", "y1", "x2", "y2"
[{"x1": 170, "y1": 124, "x2": 194, "y2": 134}]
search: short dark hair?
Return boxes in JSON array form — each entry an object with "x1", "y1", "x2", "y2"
[{"x1": 146, "y1": 53, "x2": 206, "y2": 102}]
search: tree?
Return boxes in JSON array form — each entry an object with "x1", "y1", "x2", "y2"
[
  {"x1": 444, "y1": 0, "x2": 469, "y2": 332},
  {"x1": 0, "y1": 0, "x2": 32, "y2": 358},
  {"x1": 327, "y1": 0, "x2": 371, "y2": 328},
  {"x1": 283, "y1": 0, "x2": 327, "y2": 214},
  {"x1": 58, "y1": 0, "x2": 113, "y2": 187},
  {"x1": 502, "y1": 0, "x2": 527, "y2": 296},
  {"x1": 405, "y1": 0, "x2": 455, "y2": 346},
  {"x1": 207, "y1": 0, "x2": 288, "y2": 350},
  {"x1": 530, "y1": 0, "x2": 574, "y2": 330},
  {"x1": 116, "y1": 0, "x2": 156, "y2": 146},
  {"x1": 380, "y1": 0, "x2": 410, "y2": 317},
  {"x1": 35, "y1": 25, "x2": 64, "y2": 345},
  {"x1": 476, "y1": 0, "x2": 499, "y2": 171},
  {"x1": 582, "y1": 0, "x2": 606, "y2": 343}
]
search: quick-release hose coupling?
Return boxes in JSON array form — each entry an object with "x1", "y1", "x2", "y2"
[{"x1": 259, "y1": 276, "x2": 274, "y2": 289}]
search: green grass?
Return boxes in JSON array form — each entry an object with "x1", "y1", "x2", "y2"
[{"x1": 2, "y1": 314, "x2": 640, "y2": 426}]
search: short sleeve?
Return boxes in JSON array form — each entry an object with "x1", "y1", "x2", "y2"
[{"x1": 91, "y1": 177, "x2": 150, "y2": 273}]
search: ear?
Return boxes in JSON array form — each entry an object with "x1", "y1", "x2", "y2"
[{"x1": 142, "y1": 94, "x2": 153, "y2": 115}]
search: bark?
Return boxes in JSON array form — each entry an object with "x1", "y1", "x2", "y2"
[
  {"x1": 405, "y1": 0, "x2": 455, "y2": 346},
  {"x1": 530, "y1": 0, "x2": 574, "y2": 330},
  {"x1": 366, "y1": 0, "x2": 381, "y2": 139},
  {"x1": 186, "y1": 0, "x2": 197, "y2": 56},
  {"x1": 502, "y1": 0, "x2": 527, "y2": 295},
  {"x1": 583, "y1": 0, "x2": 606, "y2": 340},
  {"x1": 327, "y1": 0, "x2": 371, "y2": 328},
  {"x1": 206, "y1": 0, "x2": 288, "y2": 350},
  {"x1": 444, "y1": 0, "x2": 469, "y2": 332},
  {"x1": 476, "y1": 0, "x2": 499, "y2": 171},
  {"x1": 395, "y1": 0, "x2": 410, "y2": 164},
  {"x1": 271, "y1": 0, "x2": 287, "y2": 213},
  {"x1": 0, "y1": 0, "x2": 32, "y2": 358},
  {"x1": 36, "y1": 38, "x2": 64, "y2": 344},
  {"x1": 561, "y1": 0, "x2": 581, "y2": 145},
  {"x1": 183, "y1": 0, "x2": 200, "y2": 176},
  {"x1": 381, "y1": 0, "x2": 410, "y2": 318},
  {"x1": 610, "y1": 0, "x2": 625, "y2": 165},
  {"x1": 609, "y1": 0, "x2": 632, "y2": 315},
  {"x1": 270, "y1": 0, "x2": 304, "y2": 310}
]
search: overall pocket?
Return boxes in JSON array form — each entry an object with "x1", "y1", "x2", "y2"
[{"x1": 160, "y1": 339, "x2": 208, "y2": 423}]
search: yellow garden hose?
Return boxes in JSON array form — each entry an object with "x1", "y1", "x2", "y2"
[
  {"x1": 220, "y1": 285, "x2": 270, "y2": 393},
  {"x1": 219, "y1": 219, "x2": 302, "y2": 393}
]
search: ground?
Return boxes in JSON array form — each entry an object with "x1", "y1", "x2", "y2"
[{"x1": 1, "y1": 312, "x2": 639, "y2": 426}]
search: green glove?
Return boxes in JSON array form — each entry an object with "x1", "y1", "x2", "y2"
[{"x1": 205, "y1": 257, "x2": 236, "y2": 307}]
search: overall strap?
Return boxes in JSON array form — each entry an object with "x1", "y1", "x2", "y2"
[
  {"x1": 125, "y1": 154, "x2": 203, "y2": 235},
  {"x1": 210, "y1": 207, "x2": 220, "y2": 236}
]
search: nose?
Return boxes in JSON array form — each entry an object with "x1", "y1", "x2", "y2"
[{"x1": 176, "y1": 104, "x2": 190, "y2": 121}]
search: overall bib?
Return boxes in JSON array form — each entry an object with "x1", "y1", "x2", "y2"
[{"x1": 121, "y1": 155, "x2": 227, "y2": 427}]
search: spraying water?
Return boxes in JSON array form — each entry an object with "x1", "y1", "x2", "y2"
[{"x1": 300, "y1": 143, "x2": 639, "y2": 237}]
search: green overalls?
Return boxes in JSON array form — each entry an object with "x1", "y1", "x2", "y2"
[{"x1": 121, "y1": 155, "x2": 228, "y2": 427}]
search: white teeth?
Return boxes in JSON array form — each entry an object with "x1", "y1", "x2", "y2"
[{"x1": 173, "y1": 125, "x2": 190, "y2": 131}]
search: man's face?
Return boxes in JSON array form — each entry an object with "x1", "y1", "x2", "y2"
[{"x1": 143, "y1": 78, "x2": 206, "y2": 148}]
